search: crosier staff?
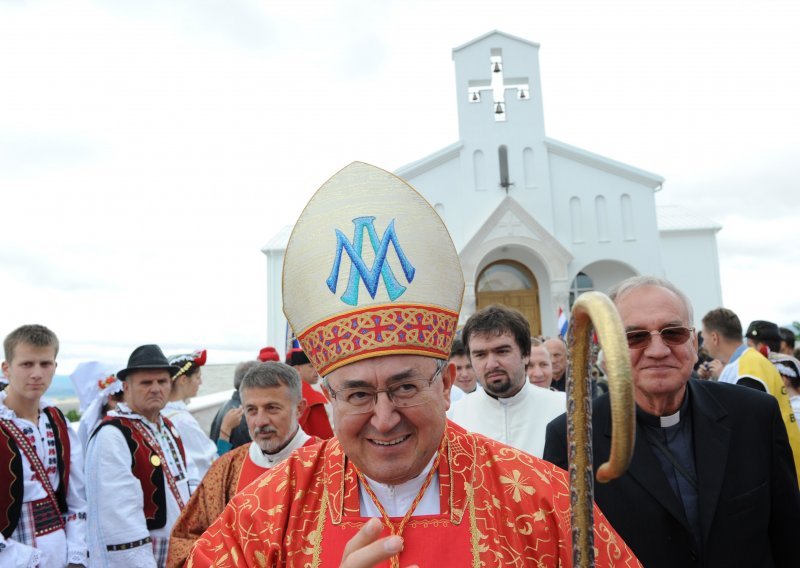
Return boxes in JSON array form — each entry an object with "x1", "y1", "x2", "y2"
[{"x1": 566, "y1": 292, "x2": 635, "y2": 567}]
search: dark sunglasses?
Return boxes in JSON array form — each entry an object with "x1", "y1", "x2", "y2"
[{"x1": 625, "y1": 326, "x2": 694, "y2": 350}]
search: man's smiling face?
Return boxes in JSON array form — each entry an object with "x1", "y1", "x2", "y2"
[{"x1": 324, "y1": 354, "x2": 452, "y2": 485}]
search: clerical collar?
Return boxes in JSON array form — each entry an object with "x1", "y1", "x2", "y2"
[
  {"x1": 637, "y1": 389, "x2": 691, "y2": 428},
  {"x1": 484, "y1": 381, "x2": 528, "y2": 404},
  {"x1": 248, "y1": 426, "x2": 310, "y2": 468},
  {"x1": 360, "y1": 452, "x2": 441, "y2": 518}
]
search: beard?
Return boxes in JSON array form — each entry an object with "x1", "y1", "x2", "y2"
[
  {"x1": 253, "y1": 424, "x2": 295, "y2": 455},
  {"x1": 483, "y1": 374, "x2": 514, "y2": 396}
]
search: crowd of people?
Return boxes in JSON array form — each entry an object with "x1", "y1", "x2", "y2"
[{"x1": 2, "y1": 160, "x2": 800, "y2": 567}]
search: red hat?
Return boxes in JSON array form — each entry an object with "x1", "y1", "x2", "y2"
[{"x1": 258, "y1": 346, "x2": 280, "y2": 362}]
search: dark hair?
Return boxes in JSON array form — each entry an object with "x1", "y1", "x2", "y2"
[
  {"x1": 746, "y1": 320, "x2": 781, "y2": 353},
  {"x1": 4, "y1": 324, "x2": 59, "y2": 363},
  {"x1": 779, "y1": 328, "x2": 796, "y2": 350},
  {"x1": 701, "y1": 308, "x2": 742, "y2": 342},
  {"x1": 449, "y1": 338, "x2": 467, "y2": 359},
  {"x1": 233, "y1": 360, "x2": 260, "y2": 390},
  {"x1": 239, "y1": 362, "x2": 302, "y2": 403},
  {"x1": 461, "y1": 304, "x2": 531, "y2": 357}
]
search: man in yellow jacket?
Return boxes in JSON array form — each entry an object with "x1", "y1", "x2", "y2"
[{"x1": 702, "y1": 309, "x2": 800, "y2": 480}]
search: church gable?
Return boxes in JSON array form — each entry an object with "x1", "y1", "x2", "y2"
[{"x1": 460, "y1": 195, "x2": 573, "y2": 282}]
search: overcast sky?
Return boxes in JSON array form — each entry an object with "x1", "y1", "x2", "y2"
[{"x1": 1, "y1": 0, "x2": 798, "y2": 373}]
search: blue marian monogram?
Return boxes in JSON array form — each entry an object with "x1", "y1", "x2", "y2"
[{"x1": 327, "y1": 216, "x2": 416, "y2": 306}]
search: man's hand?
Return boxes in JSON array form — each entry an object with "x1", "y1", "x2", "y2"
[
  {"x1": 220, "y1": 407, "x2": 244, "y2": 433},
  {"x1": 708, "y1": 359, "x2": 724, "y2": 380},
  {"x1": 340, "y1": 518, "x2": 418, "y2": 568}
]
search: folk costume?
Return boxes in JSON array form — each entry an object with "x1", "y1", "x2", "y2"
[
  {"x1": 187, "y1": 162, "x2": 641, "y2": 567},
  {"x1": 85, "y1": 345, "x2": 194, "y2": 568},
  {"x1": 0, "y1": 392, "x2": 88, "y2": 567},
  {"x1": 68, "y1": 361, "x2": 122, "y2": 451},
  {"x1": 164, "y1": 350, "x2": 217, "y2": 486},
  {"x1": 449, "y1": 381, "x2": 566, "y2": 457},
  {"x1": 166, "y1": 428, "x2": 316, "y2": 568},
  {"x1": 718, "y1": 345, "x2": 800, "y2": 480},
  {"x1": 769, "y1": 353, "x2": 800, "y2": 421}
]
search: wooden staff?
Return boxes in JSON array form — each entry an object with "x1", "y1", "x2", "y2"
[{"x1": 566, "y1": 291, "x2": 636, "y2": 567}]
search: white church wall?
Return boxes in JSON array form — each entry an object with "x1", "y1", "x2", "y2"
[
  {"x1": 264, "y1": 250, "x2": 287, "y2": 356},
  {"x1": 548, "y1": 152, "x2": 663, "y2": 278},
  {"x1": 659, "y1": 230, "x2": 723, "y2": 326}
]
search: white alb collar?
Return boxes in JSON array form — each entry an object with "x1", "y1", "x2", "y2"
[
  {"x1": 360, "y1": 453, "x2": 440, "y2": 517},
  {"x1": 248, "y1": 426, "x2": 311, "y2": 468}
]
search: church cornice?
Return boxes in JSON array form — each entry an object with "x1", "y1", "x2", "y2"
[
  {"x1": 544, "y1": 137, "x2": 664, "y2": 190},
  {"x1": 451, "y1": 30, "x2": 540, "y2": 56},
  {"x1": 261, "y1": 225, "x2": 293, "y2": 256},
  {"x1": 394, "y1": 141, "x2": 462, "y2": 179},
  {"x1": 459, "y1": 195, "x2": 573, "y2": 282}
]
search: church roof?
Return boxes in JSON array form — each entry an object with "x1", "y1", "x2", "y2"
[
  {"x1": 260, "y1": 225, "x2": 293, "y2": 254},
  {"x1": 656, "y1": 205, "x2": 722, "y2": 232},
  {"x1": 451, "y1": 30, "x2": 540, "y2": 55},
  {"x1": 394, "y1": 142, "x2": 462, "y2": 179},
  {"x1": 544, "y1": 138, "x2": 664, "y2": 189}
]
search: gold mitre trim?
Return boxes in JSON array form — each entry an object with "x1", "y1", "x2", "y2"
[{"x1": 297, "y1": 303, "x2": 460, "y2": 375}]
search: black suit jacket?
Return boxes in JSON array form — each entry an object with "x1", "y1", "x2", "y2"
[
  {"x1": 208, "y1": 390, "x2": 251, "y2": 449},
  {"x1": 543, "y1": 379, "x2": 800, "y2": 568}
]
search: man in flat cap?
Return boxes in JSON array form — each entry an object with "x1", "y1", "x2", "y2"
[
  {"x1": 187, "y1": 162, "x2": 640, "y2": 567},
  {"x1": 86, "y1": 344, "x2": 196, "y2": 567}
]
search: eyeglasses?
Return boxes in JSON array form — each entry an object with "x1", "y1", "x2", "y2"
[
  {"x1": 326, "y1": 365, "x2": 443, "y2": 415},
  {"x1": 625, "y1": 326, "x2": 695, "y2": 350}
]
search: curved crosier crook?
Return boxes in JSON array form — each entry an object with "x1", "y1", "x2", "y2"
[{"x1": 566, "y1": 291, "x2": 636, "y2": 567}]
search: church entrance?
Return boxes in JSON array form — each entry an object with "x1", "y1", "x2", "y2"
[{"x1": 476, "y1": 260, "x2": 541, "y2": 336}]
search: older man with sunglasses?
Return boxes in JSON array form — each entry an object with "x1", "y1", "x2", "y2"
[{"x1": 544, "y1": 276, "x2": 800, "y2": 568}]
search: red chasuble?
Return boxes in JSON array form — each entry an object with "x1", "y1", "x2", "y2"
[
  {"x1": 187, "y1": 421, "x2": 641, "y2": 567},
  {"x1": 168, "y1": 438, "x2": 319, "y2": 568}
]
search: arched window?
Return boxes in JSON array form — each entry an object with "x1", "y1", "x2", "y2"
[
  {"x1": 570, "y1": 197, "x2": 583, "y2": 243},
  {"x1": 477, "y1": 261, "x2": 535, "y2": 292},
  {"x1": 595, "y1": 195, "x2": 609, "y2": 242},
  {"x1": 473, "y1": 150, "x2": 487, "y2": 191},
  {"x1": 569, "y1": 272, "x2": 594, "y2": 308},
  {"x1": 621, "y1": 194, "x2": 635, "y2": 240},
  {"x1": 523, "y1": 147, "x2": 535, "y2": 189}
]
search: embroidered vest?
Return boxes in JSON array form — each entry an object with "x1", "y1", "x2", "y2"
[
  {"x1": 93, "y1": 415, "x2": 186, "y2": 530},
  {"x1": 0, "y1": 406, "x2": 71, "y2": 539}
]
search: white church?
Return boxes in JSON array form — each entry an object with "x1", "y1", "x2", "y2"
[{"x1": 262, "y1": 30, "x2": 722, "y2": 348}]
